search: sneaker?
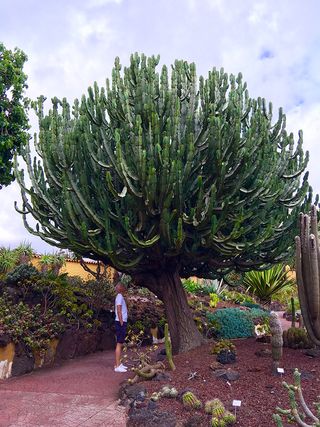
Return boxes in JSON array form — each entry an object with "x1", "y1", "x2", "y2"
[
  {"x1": 114, "y1": 365, "x2": 127, "y2": 373},
  {"x1": 120, "y1": 363, "x2": 128, "y2": 370}
]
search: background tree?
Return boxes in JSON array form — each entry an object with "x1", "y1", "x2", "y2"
[
  {"x1": 0, "y1": 43, "x2": 29, "y2": 188},
  {"x1": 16, "y1": 54, "x2": 313, "y2": 353}
]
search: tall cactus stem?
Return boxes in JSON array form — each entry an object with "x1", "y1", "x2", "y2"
[
  {"x1": 295, "y1": 206, "x2": 320, "y2": 346},
  {"x1": 165, "y1": 323, "x2": 176, "y2": 371}
]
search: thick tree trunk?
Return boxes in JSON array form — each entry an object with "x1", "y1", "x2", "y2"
[{"x1": 134, "y1": 269, "x2": 205, "y2": 354}]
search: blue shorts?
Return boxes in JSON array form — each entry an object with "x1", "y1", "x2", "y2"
[{"x1": 115, "y1": 321, "x2": 127, "y2": 344}]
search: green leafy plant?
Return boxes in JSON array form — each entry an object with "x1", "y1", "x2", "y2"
[
  {"x1": 209, "y1": 292, "x2": 220, "y2": 308},
  {"x1": 5, "y1": 264, "x2": 39, "y2": 285},
  {"x1": 271, "y1": 284, "x2": 298, "y2": 307},
  {"x1": 201, "y1": 279, "x2": 227, "y2": 296},
  {"x1": 0, "y1": 247, "x2": 18, "y2": 276},
  {"x1": 243, "y1": 264, "x2": 295, "y2": 304},
  {"x1": 221, "y1": 289, "x2": 255, "y2": 305},
  {"x1": 0, "y1": 294, "x2": 64, "y2": 354},
  {"x1": 14, "y1": 241, "x2": 34, "y2": 264},
  {"x1": 22, "y1": 273, "x2": 94, "y2": 329},
  {"x1": 182, "y1": 279, "x2": 201, "y2": 294},
  {"x1": 0, "y1": 43, "x2": 29, "y2": 188},
  {"x1": 39, "y1": 253, "x2": 66, "y2": 275}
]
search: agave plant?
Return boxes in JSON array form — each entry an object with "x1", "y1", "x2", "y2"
[
  {"x1": 39, "y1": 252, "x2": 66, "y2": 275},
  {"x1": 14, "y1": 241, "x2": 34, "y2": 264},
  {"x1": 0, "y1": 247, "x2": 19, "y2": 275},
  {"x1": 243, "y1": 264, "x2": 295, "y2": 304}
]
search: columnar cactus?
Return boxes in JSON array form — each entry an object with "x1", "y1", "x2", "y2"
[
  {"x1": 291, "y1": 296, "x2": 296, "y2": 328},
  {"x1": 269, "y1": 311, "x2": 283, "y2": 373},
  {"x1": 295, "y1": 206, "x2": 320, "y2": 346},
  {"x1": 164, "y1": 323, "x2": 176, "y2": 371},
  {"x1": 273, "y1": 368, "x2": 320, "y2": 426}
]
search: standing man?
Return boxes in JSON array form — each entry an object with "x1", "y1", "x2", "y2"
[{"x1": 114, "y1": 282, "x2": 128, "y2": 372}]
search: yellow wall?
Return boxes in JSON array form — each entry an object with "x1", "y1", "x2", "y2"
[{"x1": 31, "y1": 257, "x2": 115, "y2": 281}]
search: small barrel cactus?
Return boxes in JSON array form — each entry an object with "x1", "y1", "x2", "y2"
[
  {"x1": 223, "y1": 411, "x2": 237, "y2": 425},
  {"x1": 212, "y1": 414, "x2": 236, "y2": 427},
  {"x1": 212, "y1": 417, "x2": 226, "y2": 427},
  {"x1": 283, "y1": 327, "x2": 312, "y2": 349},
  {"x1": 182, "y1": 391, "x2": 202, "y2": 409},
  {"x1": 161, "y1": 385, "x2": 178, "y2": 398},
  {"x1": 205, "y1": 399, "x2": 236, "y2": 426},
  {"x1": 205, "y1": 399, "x2": 225, "y2": 416},
  {"x1": 150, "y1": 391, "x2": 161, "y2": 401}
]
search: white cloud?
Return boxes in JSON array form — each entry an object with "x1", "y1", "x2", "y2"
[
  {"x1": 87, "y1": 0, "x2": 123, "y2": 7},
  {"x1": 0, "y1": 0, "x2": 319, "y2": 252},
  {"x1": 287, "y1": 103, "x2": 320, "y2": 193}
]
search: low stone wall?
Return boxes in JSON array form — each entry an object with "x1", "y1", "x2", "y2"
[{"x1": 0, "y1": 327, "x2": 115, "y2": 379}]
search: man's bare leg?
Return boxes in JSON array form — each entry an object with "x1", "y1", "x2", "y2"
[{"x1": 115, "y1": 343, "x2": 122, "y2": 367}]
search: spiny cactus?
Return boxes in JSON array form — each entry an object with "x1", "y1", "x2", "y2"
[
  {"x1": 205, "y1": 399, "x2": 236, "y2": 426},
  {"x1": 295, "y1": 206, "x2": 320, "y2": 347},
  {"x1": 283, "y1": 327, "x2": 312, "y2": 349},
  {"x1": 205, "y1": 398, "x2": 225, "y2": 415},
  {"x1": 223, "y1": 411, "x2": 237, "y2": 425},
  {"x1": 291, "y1": 296, "x2": 296, "y2": 328},
  {"x1": 160, "y1": 385, "x2": 178, "y2": 398},
  {"x1": 269, "y1": 311, "x2": 283, "y2": 373},
  {"x1": 273, "y1": 368, "x2": 320, "y2": 426},
  {"x1": 182, "y1": 391, "x2": 202, "y2": 410},
  {"x1": 165, "y1": 323, "x2": 175, "y2": 371},
  {"x1": 211, "y1": 412, "x2": 236, "y2": 426},
  {"x1": 15, "y1": 53, "x2": 313, "y2": 354}
]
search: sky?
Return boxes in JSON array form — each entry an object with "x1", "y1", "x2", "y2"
[{"x1": 0, "y1": 0, "x2": 320, "y2": 253}]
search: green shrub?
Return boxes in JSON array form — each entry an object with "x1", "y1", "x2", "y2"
[
  {"x1": 221, "y1": 289, "x2": 255, "y2": 304},
  {"x1": 201, "y1": 279, "x2": 226, "y2": 296},
  {"x1": 6, "y1": 264, "x2": 39, "y2": 285},
  {"x1": 0, "y1": 247, "x2": 18, "y2": 275},
  {"x1": 209, "y1": 293, "x2": 220, "y2": 308},
  {"x1": 21, "y1": 273, "x2": 95, "y2": 328},
  {"x1": 0, "y1": 294, "x2": 64, "y2": 353},
  {"x1": 272, "y1": 285, "x2": 298, "y2": 307},
  {"x1": 207, "y1": 308, "x2": 269, "y2": 339},
  {"x1": 182, "y1": 278, "x2": 201, "y2": 294}
]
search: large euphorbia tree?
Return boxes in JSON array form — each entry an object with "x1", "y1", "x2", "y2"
[{"x1": 16, "y1": 54, "x2": 313, "y2": 354}]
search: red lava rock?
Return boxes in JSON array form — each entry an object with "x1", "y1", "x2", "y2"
[{"x1": 141, "y1": 338, "x2": 320, "y2": 427}]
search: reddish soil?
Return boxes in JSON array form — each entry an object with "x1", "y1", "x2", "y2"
[{"x1": 138, "y1": 339, "x2": 320, "y2": 427}]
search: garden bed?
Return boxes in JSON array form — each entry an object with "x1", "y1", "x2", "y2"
[{"x1": 127, "y1": 338, "x2": 320, "y2": 427}]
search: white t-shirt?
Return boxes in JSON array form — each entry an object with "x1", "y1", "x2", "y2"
[{"x1": 115, "y1": 293, "x2": 128, "y2": 322}]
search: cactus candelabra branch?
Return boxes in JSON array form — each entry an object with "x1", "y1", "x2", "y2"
[
  {"x1": 15, "y1": 53, "x2": 313, "y2": 353},
  {"x1": 273, "y1": 368, "x2": 320, "y2": 426},
  {"x1": 295, "y1": 206, "x2": 320, "y2": 346}
]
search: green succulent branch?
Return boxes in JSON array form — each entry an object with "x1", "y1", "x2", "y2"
[{"x1": 15, "y1": 53, "x2": 313, "y2": 279}]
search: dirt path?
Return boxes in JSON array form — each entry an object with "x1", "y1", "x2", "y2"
[{"x1": 0, "y1": 350, "x2": 129, "y2": 427}]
